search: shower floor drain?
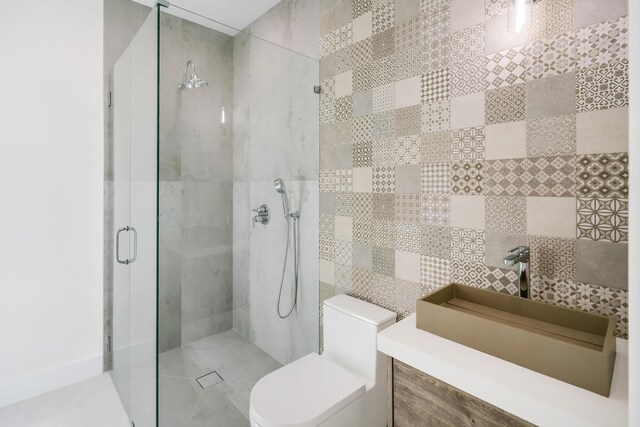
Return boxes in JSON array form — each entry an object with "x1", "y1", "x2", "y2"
[{"x1": 196, "y1": 371, "x2": 224, "y2": 389}]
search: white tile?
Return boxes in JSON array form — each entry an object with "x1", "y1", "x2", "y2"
[
  {"x1": 577, "y1": 107, "x2": 629, "y2": 154},
  {"x1": 395, "y1": 250, "x2": 421, "y2": 283},
  {"x1": 320, "y1": 259, "x2": 336, "y2": 285},
  {"x1": 352, "y1": 12, "x2": 373, "y2": 43},
  {"x1": 395, "y1": 76, "x2": 421, "y2": 108},
  {"x1": 526, "y1": 197, "x2": 575, "y2": 238},
  {"x1": 353, "y1": 167, "x2": 373, "y2": 192},
  {"x1": 485, "y1": 121, "x2": 527, "y2": 159},
  {"x1": 450, "y1": 195, "x2": 485, "y2": 230},
  {"x1": 334, "y1": 215, "x2": 353, "y2": 241},
  {"x1": 451, "y1": 92, "x2": 485, "y2": 129},
  {"x1": 335, "y1": 70, "x2": 353, "y2": 98}
]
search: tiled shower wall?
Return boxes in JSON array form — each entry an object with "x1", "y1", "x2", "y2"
[{"x1": 318, "y1": 0, "x2": 629, "y2": 337}]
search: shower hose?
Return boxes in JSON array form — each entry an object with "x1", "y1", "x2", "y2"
[{"x1": 277, "y1": 213, "x2": 300, "y2": 319}]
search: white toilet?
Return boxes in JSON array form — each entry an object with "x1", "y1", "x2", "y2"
[{"x1": 249, "y1": 294, "x2": 396, "y2": 427}]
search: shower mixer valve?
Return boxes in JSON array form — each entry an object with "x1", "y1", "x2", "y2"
[{"x1": 253, "y1": 204, "x2": 270, "y2": 227}]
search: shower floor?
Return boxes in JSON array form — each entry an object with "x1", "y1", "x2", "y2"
[{"x1": 159, "y1": 329, "x2": 281, "y2": 427}]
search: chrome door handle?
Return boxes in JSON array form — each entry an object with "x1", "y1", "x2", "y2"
[{"x1": 115, "y1": 226, "x2": 138, "y2": 265}]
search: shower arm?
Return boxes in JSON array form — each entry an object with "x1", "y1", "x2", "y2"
[{"x1": 183, "y1": 60, "x2": 194, "y2": 81}]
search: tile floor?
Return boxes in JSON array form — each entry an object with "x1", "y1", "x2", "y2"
[
  {"x1": 0, "y1": 373, "x2": 130, "y2": 427},
  {"x1": 159, "y1": 329, "x2": 282, "y2": 427}
]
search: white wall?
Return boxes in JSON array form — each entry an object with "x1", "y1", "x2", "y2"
[
  {"x1": 0, "y1": 0, "x2": 104, "y2": 407},
  {"x1": 629, "y1": 0, "x2": 639, "y2": 424}
]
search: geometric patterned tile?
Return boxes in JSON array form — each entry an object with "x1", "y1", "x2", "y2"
[
  {"x1": 395, "y1": 46, "x2": 422, "y2": 80},
  {"x1": 421, "y1": 193, "x2": 450, "y2": 227},
  {"x1": 451, "y1": 25, "x2": 485, "y2": 63},
  {"x1": 421, "y1": 225, "x2": 451, "y2": 259},
  {"x1": 576, "y1": 282, "x2": 628, "y2": 338},
  {"x1": 421, "y1": 98, "x2": 451, "y2": 133},
  {"x1": 576, "y1": 153, "x2": 629, "y2": 198},
  {"x1": 373, "y1": 166, "x2": 396, "y2": 193},
  {"x1": 373, "y1": 137, "x2": 396, "y2": 166},
  {"x1": 526, "y1": 114, "x2": 576, "y2": 157},
  {"x1": 576, "y1": 16, "x2": 628, "y2": 70},
  {"x1": 372, "y1": 0, "x2": 394, "y2": 35},
  {"x1": 396, "y1": 223, "x2": 422, "y2": 252},
  {"x1": 373, "y1": 83, "x2": 395, "y2": 113},
  {"x1": 531, "y1": 276, "x2": 578, "y2": 309},
  {"x1": 335, "y1": 120, "x2": 353, "y2": 145},
  {"x1": 451, "y1": 161, "x2": 485, "y2": 195},
  {"x1": 334, "y1": 23, "x2": 353, "y2": 51},
  {"x1": 353, "y1": 115, "x2": 373, "y2": 144},
  {"x1": 395, "y1": 194, "x2": 422, "y2": 224},
  {"x1": 486, "y1": 46, "x2": 526, "y2": 90},
  {"x1": 320, "y1": 169, "x2": 335, "y2": 192},
  {"x1": 354, "y1": 64, "x2": 375, "y2": 93},
  {"x1": 485, "y1": 156, "x2": 575, "y2": 197},
  {"x1": 335, "y1": 95, "x2": 353, "y2": 121},
  {"x1": 485, "y1": 196, "x2": 527, "y2": 234},
  {"x1": 421, "y1": 35, "x2": 453, "y2": 73},
  {"x1": 335, "y1": 239, "x2": 353, "y2": 265},
  {"x1": 451, "y1": 56, "x2": 488, "y2": 96},
  {"x1": 372, "y1": 27, "x2": 395, "y2": 60},
  {"x1": 395, "y1": 135, "x2": 421, "y2": 165},
  {"x1": 395, "y1": 105, "x2": 421, "y2": 137},
  {"x1": 335, "y1": 263, "x2": 353, "y2": 292},
  {"x1": 373, "y1": 110, "x2": 395, "y2": 140},
  {"x1": 485, "y1": 0, "x2": 508, "y2": 18},
  {"x1": 450, "y1": 127, "x2": 485, "y2": 161},
  {"x1": 371, "y1": 273, "x2": 395, "y2": 313},
  {"x1": 485, "y1": 83, "x2": 526, "y2": 125},
  {"x1": 420, "y1": 255, "x2": 451, "y2": 293},
  {"x1": 336, "y1": 45, "x2": 353, "y2": 74},
  {"x1": 353, "y1": 193, "x2": 374, "y2": 220},
  {"x1": 576, "y1": 60, "x2": 629, "y2": 112},
  {"x1": 526, "y1": 32, "x2": 577, "y2": 80},
  {"x1": 353, "y1": 142, "x2": 373, "y2": 167},
  {"x1": 395, "y1": 16, "x2": 421, "y2": 52},
  {"x1": 352, "y1": 268, "x2": 374, "y2": 300},
  {"x1": 485, "y1": 267, "x2": 519, "y2": 296},
  {"x1": 421, "y1": 163, "x2": 450, "y2": 194},
  {"x1": 530, "y1": 0, "x2": 575, "y2": 41},
  {"x1": 335, "y1": 168, "x2": 353, "y2": 192},
  {"x1": 529, "y1": 235, "x2": 576, "y2": 280},
  {"x1": 373, "y1": 246, "x2": 395, "y2": 276},
  {"x1": 451, "y1": 228, "x2": 485, "y2": 263},
  {"x1": 577, "y1": 197, "x2": 628, "y2": 242},
  {"x1": 335, "y1": 192, "x2": 353, "y2": 216},
  {"x1": 372, "y1": 220, "x2": 397, "y2": 248},
  {"x1": 421, "y1": 68, "x2": 451, "y2": 102},
  {"x1": 352, "y1": 39, "x2": 373, "y2": 69},
  {"x1": 353, "y1": 0, "x2": 372, "y2": 18},
  {"x1": 420, "y1": 0, "x2": 450, "y2": 40},
  {"x1": 320, "y1": 32, "x2": 335, "y2": 58},
  {"x1": 372, "y1": 193, "x2": 395, "y2": 221},
  {"x1": 421, "y1": 131, "x2": 451, "y2": 163},
  {"x1": 394, "y1": 278, "x2": 421, "y2": 319},
  {"x1": 353, "y1": 220, "x2": 373, "y2": 245},
  {"x1": 450, "y1": 259, "x2": 487, "y2": 287}
]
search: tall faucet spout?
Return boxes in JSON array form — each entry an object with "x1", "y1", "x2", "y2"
[{"x1": 503, "y1": 246, "x2": 530, "y2": 299}]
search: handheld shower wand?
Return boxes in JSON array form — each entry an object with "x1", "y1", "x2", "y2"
[
  {"x1": 273, "y1": 178, "x2": 300, "y2": 319},
  {"x1": 274, "y1": 178, "x2": 290, "y2": 219}
]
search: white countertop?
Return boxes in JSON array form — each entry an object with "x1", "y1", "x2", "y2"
[{"x1": 378, "y1": 314, "x2": 628, "y2": 427}]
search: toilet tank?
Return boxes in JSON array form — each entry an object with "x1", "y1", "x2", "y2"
[{"x1": 323, "y1": 295, "x2": 396, "y2": 384}]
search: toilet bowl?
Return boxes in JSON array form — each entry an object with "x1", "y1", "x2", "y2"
[{"x1": 249, "y1": 295, "x2": 396, "y2": 427}]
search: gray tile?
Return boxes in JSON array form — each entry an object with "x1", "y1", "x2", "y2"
[
  {"x1": 353, "y1": 243, "x2": 374, "y2": 269},
  {"x1": 395, "y1": 164, "x2": 421, "y2": 193},
  {"x1": 575, "y1": 0, "x2": 628, "y2": 28},
  {"x1": 484, "y1": 231, "x2": 527, "y2": 270},
  {"x1": 320, "y1": 192, "x2": 336, "y2": 215},
  {"x1": 189, "y1": 387, "x2": 248, "y2": 427},
  {"x1": 576, "y1": 240, "x2": 628, "y2": 289},
  {"x1": 353, "y1": 89, "x2": 373, "y2": 117},
  {"x1": 335, "y1": 0, "x2": 353, "y2": 27},
  {"x1": 335, "y1": 143, "x2": 353, "y2": 168},
  {"x1": 483, "y1": 13, "x2": 529, "y2": 55},
  {"x1": 320, "y1": 124, "x2": 335, "y2": 147},
  {"x1": 526, "y1": 73, "x2": 576, "y2": 120},
  {"x1": 395, "y1": 0, "x2": 420, "y2": 24},
  {"x1": 320, "y1": 53, "x2": 336, "y2": 81}
]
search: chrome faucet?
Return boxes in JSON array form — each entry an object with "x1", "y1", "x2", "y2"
[{"x1": 503, "y1": 246, "x2": 530, "y2": 299}]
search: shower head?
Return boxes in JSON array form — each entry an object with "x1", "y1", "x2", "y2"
[
  {"x1": 178, "y1": 59, "x2": 209, "y2": 90},
  {"x1": 274, "y1": 178, "x2": 290, "y2": 219},
  {"x1": 274, "y1": 178, "x2": 287, "y2": 194}
]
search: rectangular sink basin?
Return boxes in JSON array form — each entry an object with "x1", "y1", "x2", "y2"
[{"x1": 416, "y1": 284, "x2": 617, "y2": 396}]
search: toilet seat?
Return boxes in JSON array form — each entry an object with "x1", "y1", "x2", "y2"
[{"x1": 249, "y1": 353, "x2": 366, "y2": 427}]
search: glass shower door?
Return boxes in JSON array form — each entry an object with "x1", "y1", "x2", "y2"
[{"x1": 110, "y1": 8, "x2": 159, "y2": 427}]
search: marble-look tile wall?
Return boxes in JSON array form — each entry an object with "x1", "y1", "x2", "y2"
[
  {"x1": 318, "y1": 0, "x2": 629, "y2": 337},
  {"x1": 158, "y1": 13, "x2": 234, "y2": 352},
  {"x1": 232, "y1": 0, "x2": 321, "y2": 364}
]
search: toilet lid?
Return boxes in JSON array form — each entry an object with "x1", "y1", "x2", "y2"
[{"x1": 250, "y1": 353, "x2": 366, "y2": 427}]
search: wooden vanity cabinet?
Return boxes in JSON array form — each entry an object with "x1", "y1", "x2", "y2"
[{"x1": 388, "y1": 359, "x2": 535, "y2": 427}]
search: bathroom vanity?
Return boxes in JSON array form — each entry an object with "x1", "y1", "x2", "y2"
[{"x1": 378, "y1": 314, "x2": 629, "y2": 427}]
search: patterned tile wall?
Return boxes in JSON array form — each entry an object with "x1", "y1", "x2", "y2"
[{"x1": 318, "y1": 0, "x2": 629, "y2": 338}]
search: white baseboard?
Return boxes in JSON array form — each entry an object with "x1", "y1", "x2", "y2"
[{"x1": 0, "y1": 353, "x2": 103, "y2": 408}]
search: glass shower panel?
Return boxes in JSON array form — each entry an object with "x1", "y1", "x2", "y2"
[{"x1": 110, "y1": 8, "x2": 158, "y2": 427}]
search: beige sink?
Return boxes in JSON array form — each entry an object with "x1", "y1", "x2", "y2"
[{"x1": 416, "y1": 284, "x2": 617, "y2": 396}]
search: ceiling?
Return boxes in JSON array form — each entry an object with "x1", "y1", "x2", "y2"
[{"x1": 132, "y1": 0, "x2": 283, "y2": 35}]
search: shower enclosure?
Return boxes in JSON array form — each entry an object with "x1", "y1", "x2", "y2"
[{"x1": 105, "y1": 1, "x2": 319, "y2": 425}]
